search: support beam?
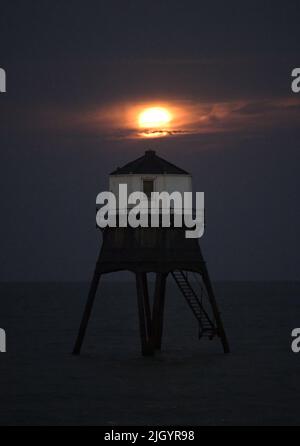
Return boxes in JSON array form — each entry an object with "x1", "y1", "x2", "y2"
[
  {"x1": 73, "y1": 267, "x2": 101, "y2": 355},
  {"x1": 151, "y1": 273, "x2": 167, "y2": 350},
  {"x1": 141, "y1": 272, "x2": 152, "y2": 339},
  {"x1": 200, "y1": 262, "x2": 230, "y2": 354},
  {"x1": 136, "y1": 273, "x2": 154, "y2": 356}
]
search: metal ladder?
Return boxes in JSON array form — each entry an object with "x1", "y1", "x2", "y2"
[{"x1": 172, "y1": 270, "x2": 217, "y2": 339}]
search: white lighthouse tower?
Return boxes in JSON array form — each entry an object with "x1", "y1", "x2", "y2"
[{"x1": 73, "y1": 150, "x2": 229, "y2": 356}]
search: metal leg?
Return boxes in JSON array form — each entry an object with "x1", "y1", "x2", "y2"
[
  {"x1": 73, "y1": 268, "x2": 101, "y2": 355},
  {"x1": 200, "y1": 262, "x2": 230, "y2": 354},
  {"x1": 136, "y1": 273, "x2": 155, "y2": 356},
  {"x1": 141, "y1": 272, "x2": 152, "y2": 339},
  {"x1": 151, "y1": 273, "x2": 167, "y2": 350}
]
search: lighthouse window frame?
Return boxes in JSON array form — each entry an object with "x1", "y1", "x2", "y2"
[{"x1": 142, "y1": 178, "x2": 155, "y2": 199}]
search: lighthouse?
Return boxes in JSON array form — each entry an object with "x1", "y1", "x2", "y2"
[{"x1": 73, "y1": 150, "x2": 229, "y2": 356}]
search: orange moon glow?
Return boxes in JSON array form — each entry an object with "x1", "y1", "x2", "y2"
[{"x1": 138, "y1": 107, "x2": 172, "y2": 129}]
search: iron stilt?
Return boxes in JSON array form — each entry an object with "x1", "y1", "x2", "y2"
[
  {"x1": 73, "y1": 265, "x2": 101, "y2": 355},
  {"x1": 151, "y1": 273, "x2": 167, "y2": 350},
  {"x1": 136, "y1": 273, "x2": 155, "y2": 356},
  {"x1": 200, "y1": 262, "x2": 230, "y2": 354}
]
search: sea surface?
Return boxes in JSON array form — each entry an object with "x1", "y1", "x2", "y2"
[{"x1": 1, "y1": 281, "x2": 300, "y2": 426}]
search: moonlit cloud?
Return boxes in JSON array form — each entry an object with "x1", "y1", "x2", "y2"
[
  {"x1": 75, "y1": 97, "x2": 300, "y2": 141},
  {"x1": 7, "y1": 96, "x2": 300, "y2": 144}
]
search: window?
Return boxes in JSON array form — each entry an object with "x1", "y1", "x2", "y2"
[{"x1": 143, "y1": 180, "x2": 154, "y2": 199}]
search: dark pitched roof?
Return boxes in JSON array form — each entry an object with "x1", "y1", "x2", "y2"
[{"x1": 110, "y1": 150, "x2": 189, "y2": 175}]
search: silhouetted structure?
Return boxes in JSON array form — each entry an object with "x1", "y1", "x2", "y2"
[{"x1": 73, "y1": 150, "x2": 229, "y2": 356}]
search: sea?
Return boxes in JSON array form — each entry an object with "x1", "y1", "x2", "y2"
[{"x1": 1, "y1": 281, "x2": 300, "y2": 426}]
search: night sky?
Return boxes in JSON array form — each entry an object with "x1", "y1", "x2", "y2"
[{"x1": 1, "y1": 1, "x2": 300, "y2": 281}]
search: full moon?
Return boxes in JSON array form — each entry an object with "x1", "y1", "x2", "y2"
[{"x1": 138, "y1": 107, "x2": 172, "y2": 129}]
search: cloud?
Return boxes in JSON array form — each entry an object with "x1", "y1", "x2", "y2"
[
  {"x1": 5, "y1": 96, "x2": 300, "y2": 143},
  {"x1": 83, "y1": 97, "x2": 300, "y2": 140}
]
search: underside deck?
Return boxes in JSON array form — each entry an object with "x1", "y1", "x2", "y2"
[{"x1": 97, "y1": 226, "x2": 206, "y2": 274}]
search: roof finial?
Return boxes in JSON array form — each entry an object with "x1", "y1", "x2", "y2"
[{"x1": 145, "y1": 149, "x2": 156, "y2": 157}]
